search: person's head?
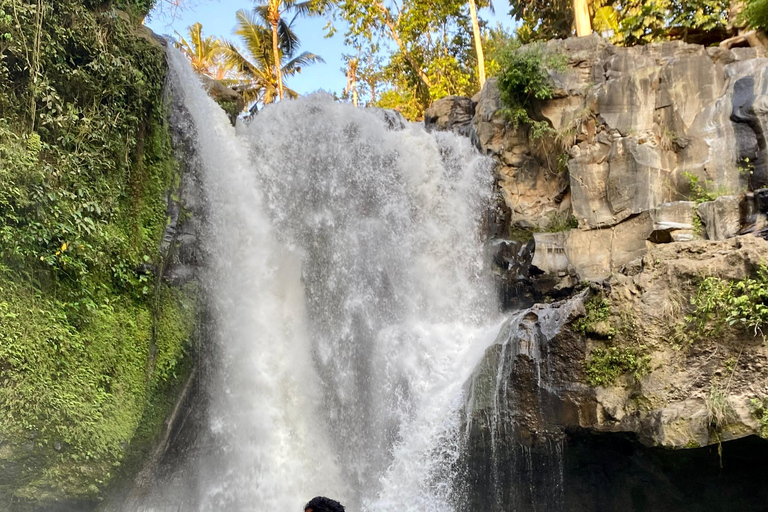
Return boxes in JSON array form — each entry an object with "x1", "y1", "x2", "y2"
[{"x1": 304, "y1": 496, "x2": 345, "y2": 512}]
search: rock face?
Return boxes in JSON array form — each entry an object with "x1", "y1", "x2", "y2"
[
  {"x1": 199, "y1": 75, "x2": 244, "y2": 126},
  {"x1": 424, "y1": 95, "x2": 475, "y2": 136},
  {"x1": 430, "y1": 35, "x2": 768, "y2": 284},
  {"x1": 461, "y1": 236, "x2": 768, "y2": 511}
]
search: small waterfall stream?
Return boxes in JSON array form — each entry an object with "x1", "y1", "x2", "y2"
[{"x1": 144, "y1": 48, "x2": 505, "y2": 512}]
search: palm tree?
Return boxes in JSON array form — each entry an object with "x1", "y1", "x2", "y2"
[
  {"x1": 252, "y1": 0, "x2": 316, "y2": 100},
  {"x1": 221, "y1": 9, "x2": 324, "y2": 109},
  {"x1": 174, "y1": 23, "x2": 230, "y2": 78}
]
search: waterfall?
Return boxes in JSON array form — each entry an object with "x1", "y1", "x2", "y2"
[{"x1": 143, "y1": 48, "x2": 501, "y2": 512}]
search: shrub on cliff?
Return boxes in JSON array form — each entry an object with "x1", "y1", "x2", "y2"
[{"x1": 494, "y1": 42, "x2": 565, "y2": 139}]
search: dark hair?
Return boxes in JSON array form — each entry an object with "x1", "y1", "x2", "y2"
[{"x1": 304, "y1": 496, "x2": 345, "y2": 512}]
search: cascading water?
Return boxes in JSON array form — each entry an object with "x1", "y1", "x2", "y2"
[{"x1": 138, "y1": 48, "x2": 505, "y2": 512}]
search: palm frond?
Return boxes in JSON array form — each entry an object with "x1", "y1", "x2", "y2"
[
  {"x1": 282, "y1": 51, "x2": 325, "y2": 75},
  {"x1": 277, "y1": 18, "x2": 301, "y2": 56}
]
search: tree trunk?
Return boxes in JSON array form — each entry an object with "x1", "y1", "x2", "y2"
[
  {"x1": 468, "y1": 0, "x2": 486, "y2": 88},
  {"x1": 573, "y1": 0, "x2": 592, "y2": 37},
  {"x1": 373, "y1": 0, "x2": 432, "y2": 89},
  {"x1": 271, "y1": 20, "x2": 284, "y2": 100}
]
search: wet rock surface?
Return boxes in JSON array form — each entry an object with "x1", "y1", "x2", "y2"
[{"x1": 461, "y1": 235, "x2": 768, "y2": 511}]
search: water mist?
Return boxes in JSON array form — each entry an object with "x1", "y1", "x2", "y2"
[{"x1": 135, "y1": 48, "x2": 501, "y2": 512}]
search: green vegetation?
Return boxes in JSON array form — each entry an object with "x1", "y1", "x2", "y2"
[
  {"x1": 543, "y1": 211, "x2": 578, "y2": 232},
  {"x1": 513, "y1": 0, "x2": 730, "y2": 45},
  {"x1": 574, "y1": 296, "x2": 616, "y2": 339},
  {"x1": 749, "y1": 396, "x2": 768, "y2": 439},
  {"x1": 0, "y1": 0, "x2": 195, "y2": 505},
  {"x1": 585, "y1": 346, "x2": 651, "y2": 387},
  {"x1": 706, "y1": 384, "x2": 734, "y2": 432},
  {"x1": 576, "y1": 295, "x2": 651, "y2": 387},
  {"x1": 741, "y1": 0, "x2": 768, "y2": 31},
  {"x1": 495, "y1": 42, "x2": 565, "y2": 139},
  {"x1": 686, "y1": 264, "x2": 768, "y2": 340},
  {"x1": 683, "y1": 171, "x2": 721, "y2": 204}
]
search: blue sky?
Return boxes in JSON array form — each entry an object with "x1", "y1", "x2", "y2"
[{"x1": 147, "y1": 0, "x2": 516, "y2": 96}]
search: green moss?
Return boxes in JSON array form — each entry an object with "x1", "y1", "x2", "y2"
[
  {"x1": 749, "y1": 396, "x2": 768, "y2": 439},
  {"x1": 585, "y1": 346, "x2": 651, "y2": 387},
  {"x1": 0, "y1": 0, "x2": 196, "y2": 506},
  {"x1": 574, "y1": 296, "x2": 616, "y2": 339}
]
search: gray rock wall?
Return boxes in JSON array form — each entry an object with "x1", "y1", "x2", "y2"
[{"x1": 426, "y1": 35, "x2": 768, "y2": 283}]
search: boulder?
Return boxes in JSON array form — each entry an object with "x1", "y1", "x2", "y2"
[
  {"x1": 742, "y1": 188, "x2": 768, "y2": 237},
  {"x1": 531, "y1": 212, "x2": 654, "y2": 281},
  {"x1": 424, "y1": 96, "x2": 475, "y2": 136},
  {"x1": 649, "y1": 201, "x2": 696, "y2": 242},
  {"x1": 697, "y1": 195, "x2": 742, "y2": 240},
  {"x1": 199, "y1": 75, "x2": 244, "y2": 126}
]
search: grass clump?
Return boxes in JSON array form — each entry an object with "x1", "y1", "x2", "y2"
[
  {"x1": 706, "y1": 385, "x2": 735, "y2": 432},
  {"x1": 585, "y1": 346, "x2": 651, "y2": 387},
  {"x1": 542, "y1": 211, "x2": 578, "y2": 232}
]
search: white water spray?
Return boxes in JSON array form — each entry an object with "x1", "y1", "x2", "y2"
[{"x1": 155, "y1": 48, "x2": 500, "y2": 512}]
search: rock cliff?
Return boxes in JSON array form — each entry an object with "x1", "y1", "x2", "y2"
[
  {"x1": 428, "y1": 35, "x2": 768, "y2": 511},
  {"x1": 427, "y1": 34, "x2": 768, "y2": 286}
]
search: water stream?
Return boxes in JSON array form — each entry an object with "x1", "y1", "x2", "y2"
[{"x1": 143, "y1": 49, "x2": 503, "y2": 512}]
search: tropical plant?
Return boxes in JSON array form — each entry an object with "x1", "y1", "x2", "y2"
[
  {"x1": 593, "y1": 0, "x2": 729, "y2": 45},
  {"x1": 252, "y1": 0, "x2": 319, "y2": 100},
  {"x1": 174, "y1": 22, "x2": 231, "y2": 79},
  {"x1": 741, "y1": 0, "x2": 768, "y2": 31},
  {"x1": 221, "y1": 8, "x2": 323, "y2": 108}
]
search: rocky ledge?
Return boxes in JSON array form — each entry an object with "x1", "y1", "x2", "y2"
[{"x1": 459, "y1": 235, "x2": 768, "y2": 511}]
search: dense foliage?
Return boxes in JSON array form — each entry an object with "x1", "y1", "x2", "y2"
[
  {"x1": 0, "y1": 0, "x2": 194, "y2": 505},
  {"x1": 494, "y1": 42, "x2": 565, "y2": 139},
  {"x1": 512, "y1": 0, "x2": 731, "y2": 45},
  {"x1": 687, "y1": 264, "x2": 768, "y2": 339},
  {"x1": 742, "y1": 0, "x2": 768, "y2": 31},
  {"x1": 330, "y1": 0, "x2": 490, "y2": 119}
]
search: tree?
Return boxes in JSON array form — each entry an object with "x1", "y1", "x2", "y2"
[
  {"x1": 573, "y1": 0, "x2": 591, "y2": 36},
  {"x1": 174, "y1": 23, "x2": 230, "y2": 78},
  {"x1": 252, "y1": 0, "x2": 318, "y2": 100},
  {"x1": 468, "y1": 0, "x2": 486, "y2": 86},
  {"x1": 221, "y1": 8, "x2": 323, "y2": 109},
  {"x1": 334, "y1": 0, "x2": 439, "y2": 90},
  {"x1": 332, "y1": 0, "x2": 479, "y2": 118},
  {"x1": 343, "y1": 55, "x2": 359, "y2": 105},
  {"x1": 742, "y1": 0, "x2": 768, "y2": 30},
  {"x1": 509, "y1": 0, "x2": 574, "y2": 42},
  {"x1": 595, "y1": 0, "x2": 730, "y2": 45}
]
